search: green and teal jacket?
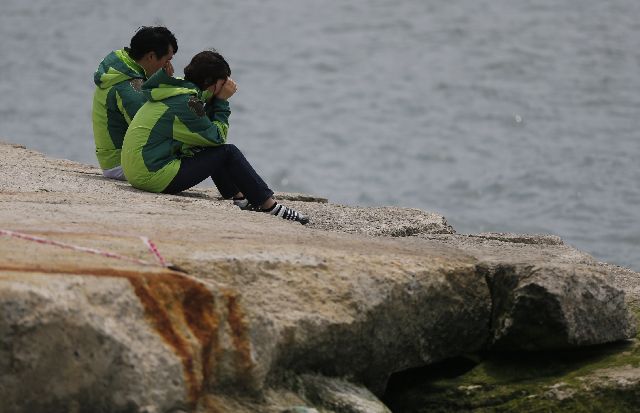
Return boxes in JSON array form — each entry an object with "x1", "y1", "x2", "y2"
[
  {"x1": 121, "y1": 69, "x2": 230, "y2": 192},
  {"x1": 92, "y1": 49, "x2": 147, "y2": 170}
]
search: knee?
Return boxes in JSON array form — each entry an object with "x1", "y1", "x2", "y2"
[
  {"x1": 225, "y1": 143, "x2": 239, "y2": 153},
  {"x1": 224, "y1": 143, "x2": 246, "y2": 160}
]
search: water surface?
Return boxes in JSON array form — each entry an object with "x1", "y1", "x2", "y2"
[{"x1": 0, "y1": 0, "x2": 638, "y2": 270}]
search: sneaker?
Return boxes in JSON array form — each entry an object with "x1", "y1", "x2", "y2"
[{"x1": 265, "y1": 202, "x2": 309, "y2": 225}]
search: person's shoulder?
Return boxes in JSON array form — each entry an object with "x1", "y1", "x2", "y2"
[
  {"x1": 170, "y1": 94, "x2": 206, "y2": 118},
  {"x1": 128, "y1": 78, "x2": 144, "y2": 92},
  {"x1": 187, "y1": 95, "x2": 207, "y2": 117},
  {"x1": 112, "y1": 78, "x2": 144, "y2": 93}
]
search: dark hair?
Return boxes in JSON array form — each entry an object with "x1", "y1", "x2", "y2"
[
  {"x1": 128, "y1": 26, "x2": 178, "y2": 60},
  {"x1": 183, "y1": 50, "x2": 231, "y2": 90}
]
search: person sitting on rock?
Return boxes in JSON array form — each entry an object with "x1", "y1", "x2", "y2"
[
  {"x1": 121, "y1": 50, "x2": 309, "y2": 225},
  {"x1": 92, "y1": 26, "x2": 178, "y2": 180}
]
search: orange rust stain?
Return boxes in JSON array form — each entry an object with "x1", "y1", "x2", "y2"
[
  {"x1": 120, "y1": 272, "x2": 224, "y2": 405},
  {"x1": 224, "y1": 290, "x2": 254, "y2": 378},
  {"x1": 127, "y1": 275, "x2": 203, "y2": 404},
  {"x1": 0, "y1": 262, "x2": 230, "y2": 406},
  {"x1": 0, "y1": 264, "x2": 165, "y2": 279},
  {"x1": 181, "y1": 281, "x2": 221, "y2": 392},
  {"x1": 197, "y1": 394, "x2": 223, "y2": 413}
]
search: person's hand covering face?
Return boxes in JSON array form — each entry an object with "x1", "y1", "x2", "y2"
[{"x1": 208, "y1": 77, "x2": 237, "y2": 100}]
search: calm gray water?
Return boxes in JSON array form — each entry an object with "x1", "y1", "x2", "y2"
[{"x1": 1, "y1": 0, "x2": 638, "y2": 270}]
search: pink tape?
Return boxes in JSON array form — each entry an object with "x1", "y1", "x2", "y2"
[
  {"x1": 140, "y1": 236, "x2": 168, "y2": 267},
  {"x1": 0, "y1": 229, "x2": 170, "y2": 268}
]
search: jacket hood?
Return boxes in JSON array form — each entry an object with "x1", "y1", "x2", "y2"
[
  {"x1": 94, "y1": 49, "x2": 145, "y2": 89},
  {"x1": 142, "y1": 69, "x2": 203, "y2": 102}
]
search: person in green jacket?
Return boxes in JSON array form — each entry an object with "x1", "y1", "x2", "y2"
[
  {"x1": 122, "y1": 50, "x2": 309, "y2": 224},
  {"x1": 92, "y1": 26, "x2": 178, "y2": 180}
]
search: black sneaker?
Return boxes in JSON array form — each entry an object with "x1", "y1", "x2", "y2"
[{"x1": 266, "y1": 203, "x2": 309, "y2": 225}]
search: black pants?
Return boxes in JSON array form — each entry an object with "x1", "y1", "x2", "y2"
[{"x1": 162, "y1": 144, "x2": 274, "y2": 206}]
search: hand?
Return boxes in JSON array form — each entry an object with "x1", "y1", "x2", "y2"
[
  {"x1": 215, "y1": 78, "x2": 238, "y2": 100},
  {"x1": 164, "y1": 61, "x2": 174, "y2": 77}
]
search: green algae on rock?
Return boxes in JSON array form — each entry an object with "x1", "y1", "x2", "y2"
[{"x1": 384, "y1": 312, "x2": 640, "y2": 412}]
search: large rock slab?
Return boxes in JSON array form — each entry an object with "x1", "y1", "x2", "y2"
[
  {"x1": 482, "y1": 263, "x2": 636, "y2": 350},
  {"x1": 179, "y1": 243, "x2": 489, "y2": 393},
  {"x1": 1, "y1": 270, "x2": 188, "y2": 413},
  {"x1": 0, "y1": 233, "x2": 261, "y2": 412},
  {"x1": 421, "y1": 233, "x2": 638, "y2": 350},
  {"x1": 0, "y1": 141, "x2": 638, "y2": 412},
  {"x1": 0, "y1": 229, "x2": 491, "y2": 413}
]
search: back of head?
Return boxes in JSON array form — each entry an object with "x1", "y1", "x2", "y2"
[
  {"x1": 128, "y1": 26, "x2": 178, "y2": 60},
  {"x1": 183, "y1": 50, "x2": 231, "y2": 90}
]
